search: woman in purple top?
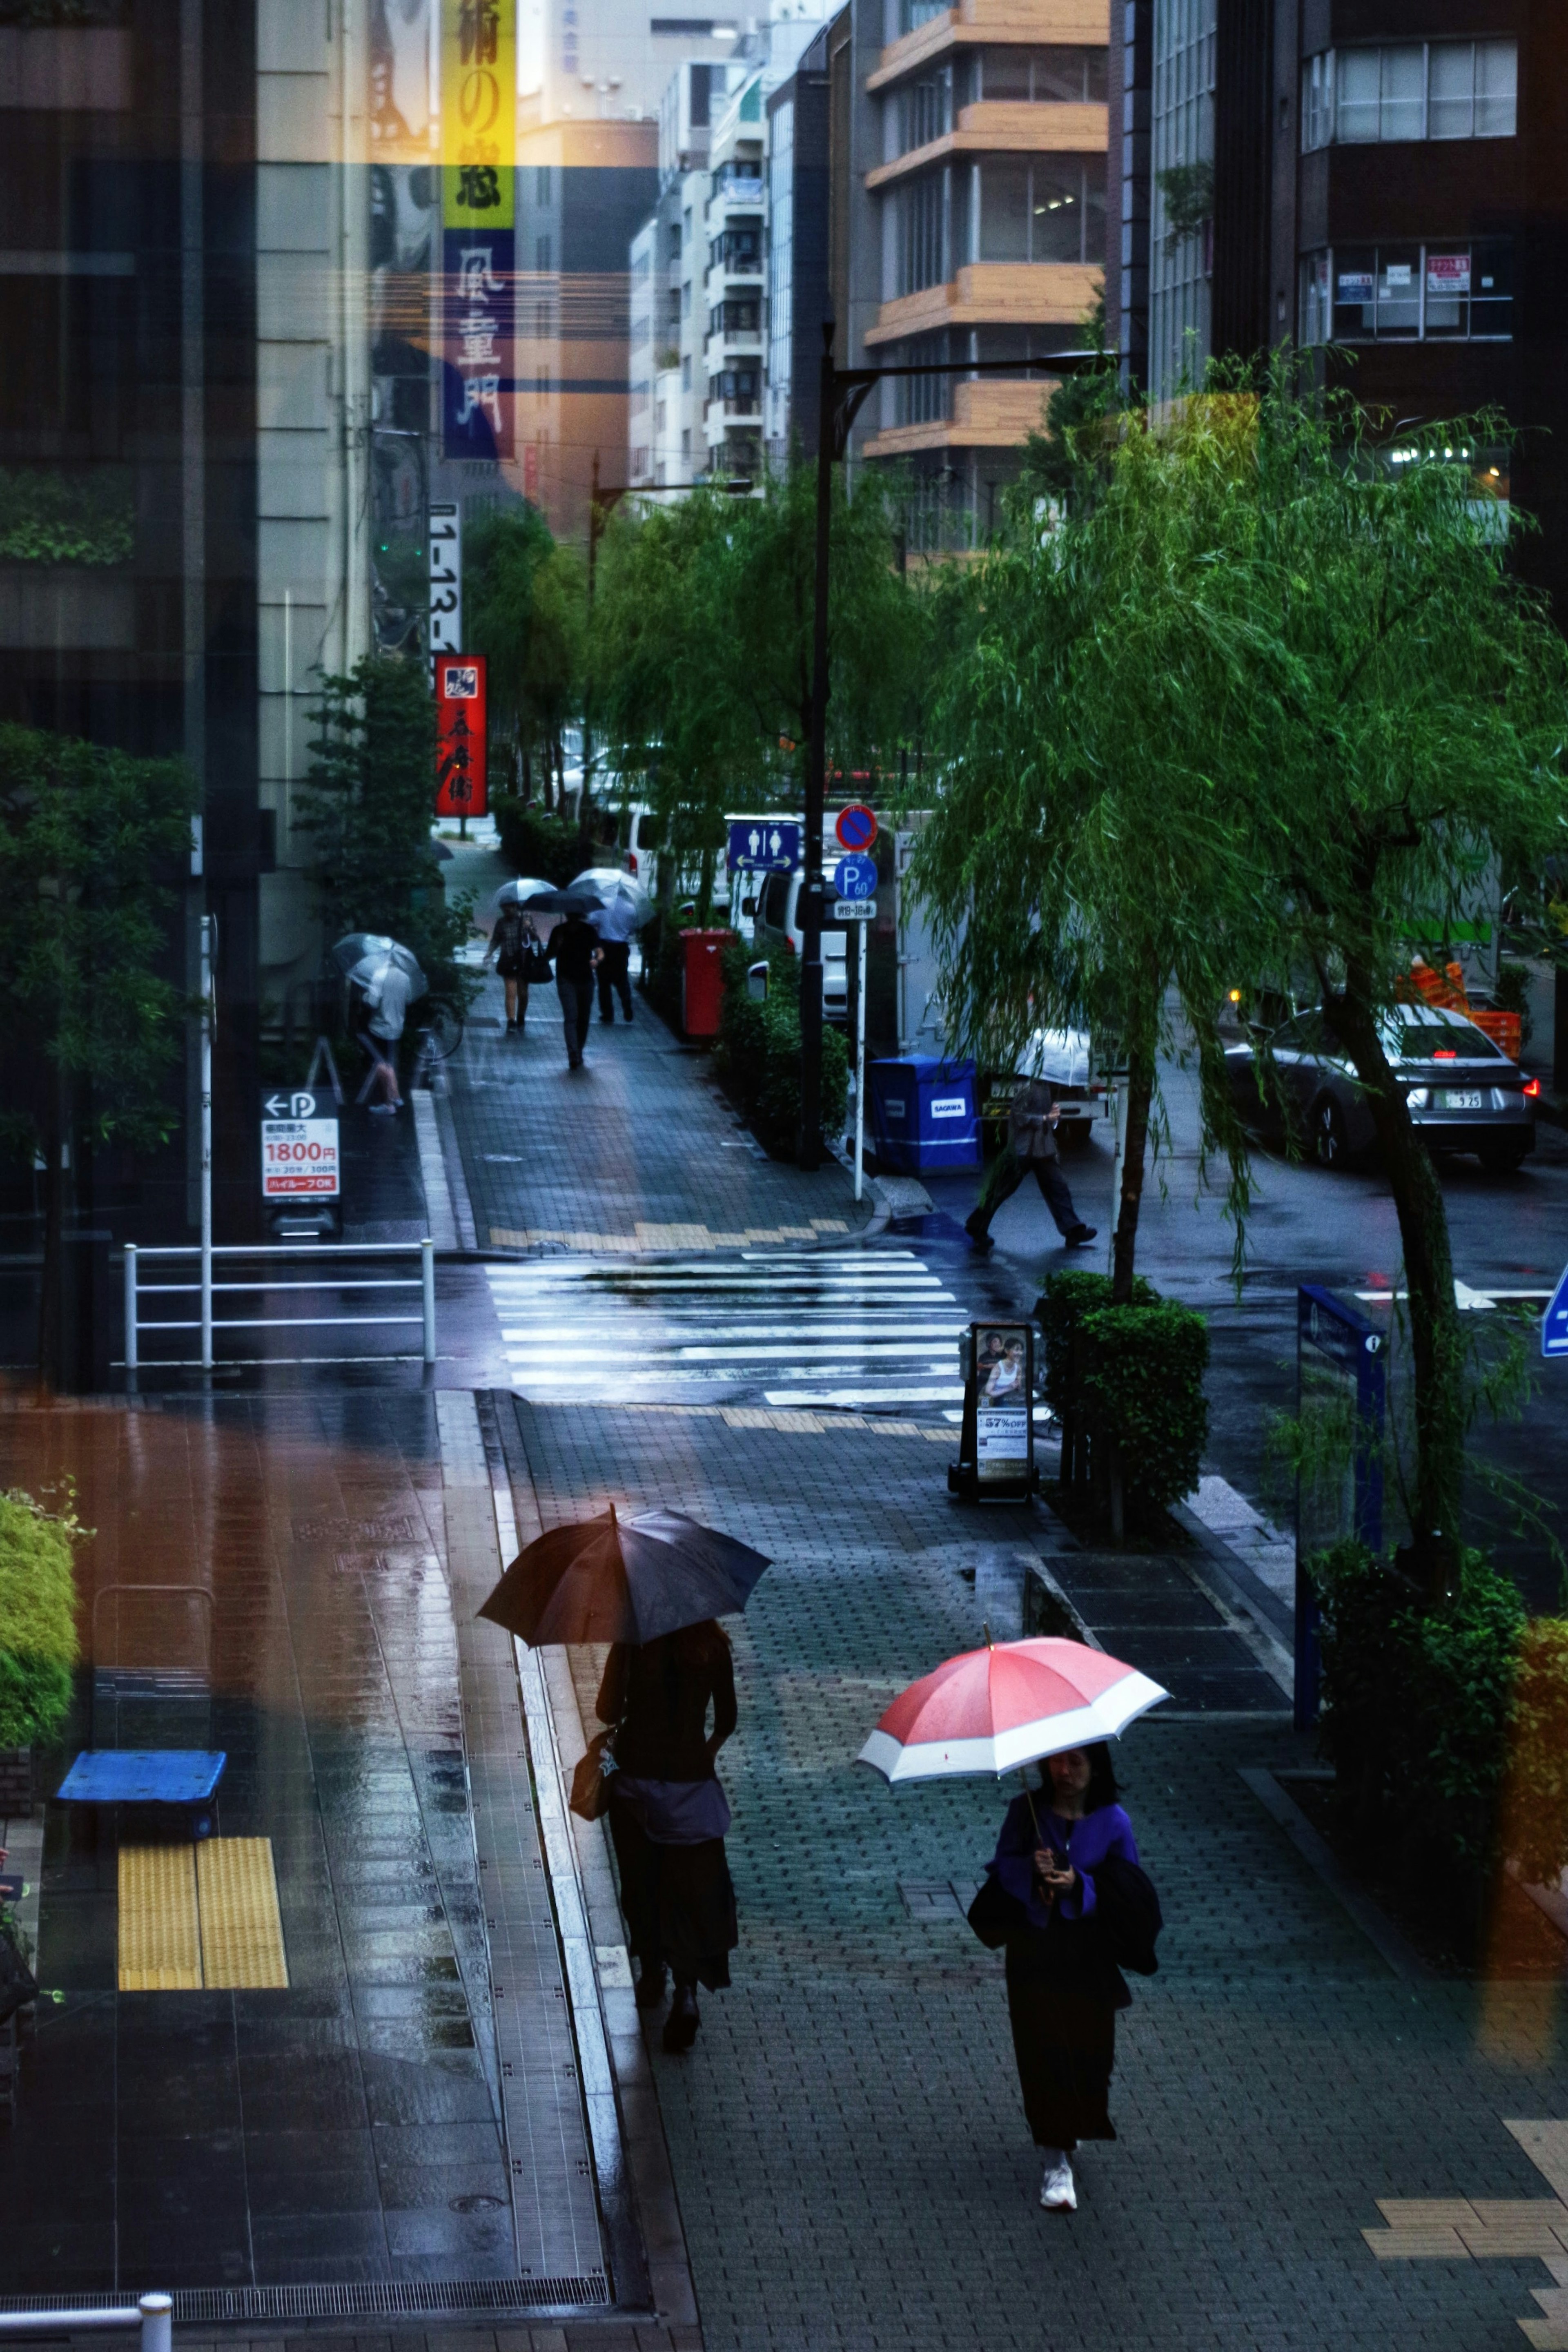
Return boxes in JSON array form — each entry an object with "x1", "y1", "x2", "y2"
[{"x1": 987, "y1": 1742, "x2": 1140, "y2": 2212}]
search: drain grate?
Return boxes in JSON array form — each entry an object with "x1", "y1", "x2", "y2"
[{"x1": 0, "y1": 2279, "x2": 610, "y2": 2322}]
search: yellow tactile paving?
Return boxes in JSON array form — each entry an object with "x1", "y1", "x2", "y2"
[
  {"x1": 195, "y1": 1837, "x2": 289, "y2": 1989},
  {"x1": 118, "y1": 1846, "x2": 202, "y2": 1990}
]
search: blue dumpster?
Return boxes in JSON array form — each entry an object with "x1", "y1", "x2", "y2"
[{"x1": 868, "y1": 1057, "x2": 980, "y2": 1173}]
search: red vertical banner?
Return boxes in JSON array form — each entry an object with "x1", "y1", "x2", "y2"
[{"x1": 435, "y1": 654, "x2": 488, "y2": 818}]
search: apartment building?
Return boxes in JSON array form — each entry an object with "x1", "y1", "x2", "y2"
[
  {"x1": 832, "y1": 0, "x2": 1110, "y2": 548},
  {"x1": 704, "y1": 78, "x2": 770, "y2": 477}
]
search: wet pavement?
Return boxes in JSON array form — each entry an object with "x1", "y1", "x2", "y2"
[{"x1": 0, "y1": 1391, "x2": 602, "y2": 2308}]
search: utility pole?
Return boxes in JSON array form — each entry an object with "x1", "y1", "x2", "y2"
[
  {"x1": 797, "y1": 328, "x2": 1105, "y2": 1170},
  {"x1": 200, "y1": 912, "x2": 214, "y2": 1371}
]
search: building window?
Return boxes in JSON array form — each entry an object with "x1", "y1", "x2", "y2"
[
  {"x1": 976, "y1": 156, "x2": 1104, "y2": 265},
  {"x1": 710, "y1": 299, "x2": 760, "y2": 334},
  {"x1": 682, "y1": 355, "x2": 692, "y2": 388},
  {"x1": 1301, "y1": 41, "x2": 1516, "y2": 150},
  {"x1": 898, "y1": 171, "x2": 947, "y2": 293},
  {"x1": 710, "y1": 225, "x2": 762, "y2": 273},
  {"x1": 977, "y1": 46, "x2": 1108, "y2": 104},
  {"x1": 1299, "y1": 242, "x2": 1513, "y2": 342},
  {"x1": 898, "y1": 0, "x2": 946, "y2": 34},
  {"x1": 768, "y1": 94, "x2": 795, "y2": 440},
  {"x1": 893, "y1": 332, "x2": 954, "y2": 426},
  {"x1": 708, "y1": 366, "x2": 760, "y2": 410},
  {"x1": 898, "y1": 66, "x2": 952, "y2": 156}
]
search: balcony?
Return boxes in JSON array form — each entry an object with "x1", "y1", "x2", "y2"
[
  {"x1": 865, "y1": 260, "x2": 1102, "y2": 344},
  {"x1": 862, "y1": 375, "x2": 1054, "y2": 459},
  {"x1": 865, "y1": 101, "x2": 1107, "y2": 188},
  {"x1": 866, "y1": 0, "x2": 1110, "y2": 93}
]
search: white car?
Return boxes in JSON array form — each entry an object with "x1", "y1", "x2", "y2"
[{"x1": 746, "y1": 867, "x2": 850, "y2": 1025}]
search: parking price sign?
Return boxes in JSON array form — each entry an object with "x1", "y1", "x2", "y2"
[{"x1": 261, "y1": 1088, "x2": 340, "y2": 1201}]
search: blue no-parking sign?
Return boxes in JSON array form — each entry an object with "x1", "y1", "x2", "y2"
[
  {"x1": 833, "y1": 853, "x2": 877, "y2": 901},
  {"x1": 1544, "y1": 1262, "x2": 1568, "y2": 1359}
]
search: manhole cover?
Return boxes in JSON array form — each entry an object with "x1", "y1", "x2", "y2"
[{"x1": 449, "y1": 2194, "x2": 505, "y2": 2214}]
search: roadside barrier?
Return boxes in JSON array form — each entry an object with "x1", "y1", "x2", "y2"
[
  {"x1": 123, "y1": 1240, "x2": 436, "y2": 1370},
  {"x1": 0, "y1": 2296, "x2": 172, "y2": 2352}
]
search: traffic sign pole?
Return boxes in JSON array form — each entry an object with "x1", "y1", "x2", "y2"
[{"x1": 854, "y1": 917, "x2": 868, "y2": 1202}]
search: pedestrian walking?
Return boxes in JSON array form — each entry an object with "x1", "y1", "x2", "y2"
[
  {"x1": 359, "y1": 960, "x2": 412, "y2": 1113},
  {"x1": 966, "y1": 1075, "x2": 1096, "y2": 1251},
  {"x1": 590, "y1": 890, "x2": 637, "y2": 1023},
  {"x1": 487, "y1": 898, "x2": 534, "y2": 1033},
  {"x1": 549, "y1": 911, "x2": 602, "y2": 1070},
  {"x1": 987, "y1": 1745, "x2": 1140, "y2": 2211},
  {"x1": 595, "y1": 1620, "x2": 739, "y2": 2053}
]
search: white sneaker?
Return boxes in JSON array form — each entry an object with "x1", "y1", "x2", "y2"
[{"x1": 1040, "y1": 2156, "x2": 1077, "y2": 2211}]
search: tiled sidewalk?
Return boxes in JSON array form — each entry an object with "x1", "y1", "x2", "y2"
[
  {"x1": 441, "y1": 971, "x2": 871, "y2": 1256},
  {"x1": 500, "y1": 1393, "x2": 1568, "y2": 2352}
]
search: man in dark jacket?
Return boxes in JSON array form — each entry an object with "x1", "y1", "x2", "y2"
[
  {"x1": 550, "y1": 914, "x2": 602, "y2": 1069},
  {"x1": 965, "y1": 1076, "x2": 1096, "y2": 1251}
]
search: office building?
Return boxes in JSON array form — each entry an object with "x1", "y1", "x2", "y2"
[
  {"x1": 831, "y1": 0, "x2": 1110, "y2": 549},
  {"x1": 766, "y1": 21, "x2": 834, "y2": 462}
]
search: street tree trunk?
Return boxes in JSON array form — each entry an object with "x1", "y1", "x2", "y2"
[
  {"x1": 1111, "y1": 1036, "x2": 1156, "y2": 1306},
  {"x1": 1325, "y1": 978, "x2": 1464, "y2": 1605}
]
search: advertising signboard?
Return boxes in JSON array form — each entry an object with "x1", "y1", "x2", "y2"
[
  {"x1": 429, "y1": 502, "x2": 461, "y2": 658},
  {"x1": 949, "y1": 1320, "x2": 1036, "y2": 1501},
  {"x1": 261, "y1": 1088, "x2": 340, "y2": 1201},
  {"x1": 441, "y1": 0, "x2": 514, "y2": 459},
  {"x1": 435, "y1": 654, "x2": 488, "y2": 818}
]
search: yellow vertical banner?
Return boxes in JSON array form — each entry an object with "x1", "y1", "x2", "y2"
[{"x1": 442, "y1": 0, "x2": 517, "y2": 230}]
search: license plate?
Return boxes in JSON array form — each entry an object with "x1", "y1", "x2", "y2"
[{"x1": 1439, "y1": 1090, "x2": 1484, "y2": 1111}]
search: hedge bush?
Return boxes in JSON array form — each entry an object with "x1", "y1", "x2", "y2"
[
  {"x1": 493, "y1": 800, "x2": 598, "y2": 886},
  {"x1": 1078, "y1": 1300, "x2": 1211, "y2": 1514},
  {"x1": 0, "y1": 1490, "x2": 80, "y2": 1751},
  {"x1": 1314, "y1": 1541, "x2": 1538, "y2": 1908},
  {"x1": 1035, "y1": 1268, "x2": 1159, "y2": 1419},
  {"x1": 714, "y1": 941, "x2": 848, "y2": 1156}
]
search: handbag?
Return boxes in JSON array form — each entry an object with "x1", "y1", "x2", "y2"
[
  {"x1": 522, "y1": 942, "x2": 554, "y2": 984},
  {"x1": 569, "y1": 1730, "x2": 615, "y2": 1822},
  {"x1": 967, "y1": 1868, "x2": 1027, "y2": 1950}
]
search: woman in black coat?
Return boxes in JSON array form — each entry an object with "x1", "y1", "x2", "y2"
[
  {"x1": 986, "y1": 1743, "x2": 1141, "y2": 2212},
  {"x1": 596, "y1": 1619, "x2": 739, "y2": 2052}
]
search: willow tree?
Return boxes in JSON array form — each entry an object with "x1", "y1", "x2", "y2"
[{"x1": 914, "y1": 366, "x2": 1568, "y2": 1601}]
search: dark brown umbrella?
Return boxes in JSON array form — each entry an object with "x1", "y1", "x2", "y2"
[{"x1": 477, "y1": 1505, "x2": 771, "y2": 1647}]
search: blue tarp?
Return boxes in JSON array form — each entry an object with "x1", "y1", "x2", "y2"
[
  {"x1": 56, "y1": 1751, "x2": 227, "y2": 1805},
  {"x1": 868, "y1": 1057, "x2": 980, "y2": 1173}
]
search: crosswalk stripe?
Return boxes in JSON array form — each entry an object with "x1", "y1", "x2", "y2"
[{"x1": 486, "y1": 1248, "x2": 967, "y2": 1413}]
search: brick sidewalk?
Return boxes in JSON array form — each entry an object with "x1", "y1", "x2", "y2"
[
  {"x1": 503, "y1": 1395, "x2": 1568, "y2": 2352},
  {"x1": 441, "y1": 970, "x2": 871, "y2": 1256}
]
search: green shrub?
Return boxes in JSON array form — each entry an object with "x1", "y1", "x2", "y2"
[
  {"x1": 0, "y1": 1490, "x2": 80, "y2": 1750},
  {"x1": 1315, "y1": 1541, "x2": 1528, "y2": 1892},
  {"x1": 1034, "y1": 1267, "x2": 1159, "y2": 1418},
  {"x1": 714, "y1": 941, "x2": 848, "y2": 1156},
  {"x1": 1078, "y1": 1301, "x2": 1210, "y2": 1513}
]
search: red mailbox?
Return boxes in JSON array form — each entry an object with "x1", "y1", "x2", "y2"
[{"x1": 679, "y1": 928, "x2": 734, "y2": 1037}]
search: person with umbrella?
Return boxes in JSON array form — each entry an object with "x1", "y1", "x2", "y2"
[
  {"x1": 859, "y1": 1636, "x2": 1165, "y2": 2214},
  {"x1": 487, "y1": 894, "x2": 535, "y2": 1034},
  {"x1": 522, "y1": 889, "x2": 601, "y2": 1070},
  {"x1": 478, "y1": 1504, "x2": 769, "y2": 2054}
]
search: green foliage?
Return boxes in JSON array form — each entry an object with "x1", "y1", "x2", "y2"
[
  {"x1": 592, "y1": 464, "x2": 930, "y2": 889},
  {"x1": 1015, "y1": 297, "x2": 1129, "y2": 507},
  {"x1": 0, "y1": 468, "x2": 133, "y2": 566},
  {"x1": 1034, "y1": 1267, "x2": 1158, "y2": 1417},
  {"x1": 1078, "y1": 1302, "x2": 1210, "y2": 1512},
  {"x1": 494, "y1": 801, "x2": 596, "y2": 887},
  {"x1": 1314, "y1": 1541, "x2": 1533, "y2": 1899},
  {"x1": 1157, "y1": 161, "x2": 1214, "y2": 252},
  {"x1": 1492, "y1": 959, "x2": 1534, "y2": 1051},
  {"x1": 465, "y1": 508, "x2": 585, "y2": 798},
  {"x1": 299, "y1": 655, "x2": 474, "y2": 1014},
  {"x1": 1506, "y1": 1620, "x2": 1568, "y2": 1885},
  {"x1": 714, "y1": 941, "x2": 848, "y2": 1155},
  {"x1": 0, "y1": 723, "x2": 196, "y2": 1167},
  {"x1": 0, "y1": 1488, "x2": 81, "y2": 1751}
]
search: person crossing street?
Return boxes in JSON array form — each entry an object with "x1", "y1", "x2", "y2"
[{"x1": 966, "y1": 1075, "x2": 1096, "y2": 1251}]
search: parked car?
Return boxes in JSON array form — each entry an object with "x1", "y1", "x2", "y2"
[
  {"x1": 1225, "y1": 1001, "x2": 1539, "y2": 1172},
  {"x1": 747, "y1": 866, "x2": 849, "y2": 1025}
]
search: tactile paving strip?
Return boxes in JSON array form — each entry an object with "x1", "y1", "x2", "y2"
[
  {"x1": 118, "y1": 1845, "x2": 201, "y2": 1990},
  {"x1": 195, "y1": 1836, "x2": 289, "y2": 1988},
  {"x1": 116, "y1": 1837, "x2": 289, "y2": 1990}
]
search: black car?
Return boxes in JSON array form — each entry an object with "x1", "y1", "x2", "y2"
[{"x1": 1225, "y1": 1002, "x2": 1538, "y2": 1173}]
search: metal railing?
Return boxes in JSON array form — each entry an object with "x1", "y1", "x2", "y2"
[
  {"x1": 124, "y1": 1240, "x2": 436, "y2": 1370},
  {"x1": 0, "y1": 2296, "x2": 171, "y2": 2352}
]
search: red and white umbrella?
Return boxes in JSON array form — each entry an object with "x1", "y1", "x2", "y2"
[{"x1": 857, "y1": 1637, "x2": 1168, "y2": 1785}]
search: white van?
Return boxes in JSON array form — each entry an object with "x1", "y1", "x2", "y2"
[{"x1": 747, "y1": 867, "x2": 849, "y2": 1024}]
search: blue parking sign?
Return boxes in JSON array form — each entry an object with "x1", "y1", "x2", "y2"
[
  {"x1": 1544, "y1": 1262, "x2": 1568, "y2": 1358},
  {"x1": 833, "y1": 853, "x2": 877, "y2": 901}
]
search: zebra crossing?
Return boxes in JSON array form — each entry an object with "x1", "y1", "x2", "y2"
[{"x1": 485, "y1": 1247, "x2": 968, "y2": 1410}]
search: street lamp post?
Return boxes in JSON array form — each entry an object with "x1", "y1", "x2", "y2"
[{"x1": 796, "y1": 328, "x2": 1108, "y2": 1170}]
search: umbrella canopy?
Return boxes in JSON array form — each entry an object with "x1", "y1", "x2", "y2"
[
  {"x1": 346, "y1": 949, "x2": 427, "y2": 1001},
  {"x1": 330, "y1": 932, "x2": 424, "y2": 981},
  {"x1": 493, "y1": 877, "x2": 554, "y2": 914},
  {"x1": 520, "y1": 885, "x2": 601, "y2": 920},
  {"x1": 857, "y1": 1637, "x2": 1167, "y2": 1785},
  {"x1": 478, "y1": 1505, "x2": 771, "y2": 1647},
  {"x1": 570, "y1": 867, "x2": 654, "y2": 925}
]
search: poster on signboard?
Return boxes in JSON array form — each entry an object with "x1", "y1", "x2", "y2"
[
  {"x1": 973, "y1": 1323, "x2": 1033, "y2": 1485},
  {"x1": 441, "y1": 0, "x2": 514, "y2": 459},
  {"x1": 435, "y1": 654, "x2": 488, "y2": 817}
]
